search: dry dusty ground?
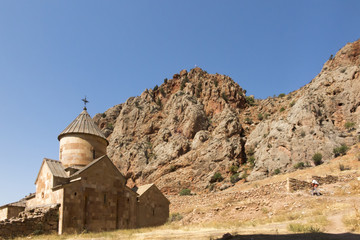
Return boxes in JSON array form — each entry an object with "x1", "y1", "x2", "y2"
[{"x1": 14, "y1": 144, "x2": 360, "y2": 240}]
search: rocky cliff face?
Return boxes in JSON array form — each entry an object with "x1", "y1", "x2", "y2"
[
  {"x1": 245, "y1": 40, "x2": 360, "y2": 180},
  {"x1": 94, "y1": 68, "x2": 248, "y2": 193},
  {"x1": 94, "y1": 39, "x2": 360, "y2": 193}
]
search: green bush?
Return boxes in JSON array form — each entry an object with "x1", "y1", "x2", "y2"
[
  {"x1": 345, "y1": 122, "x2": 355, "y2": 131},
  {"x1": 248, "y1": 156, "x2": 255, "y2": 167},
  {"x1": 153, "y1": 85, "x2": 158, "y2": 91},
  {"x1": 294, "y1": 162, "x2": 305, "y2": 169},
  {"x1": 300, "y1": 131, "x2": 306, "y2": 137},
  {"x1": 229, "y1": 165, "x2": 239, "y2": 174},
  {"x1": 245, "y1": 117, "x2": 253, "y2": 124},
  {"x1": 273, "y1": 168, "x2": 281, "y2": 175},
  {"x1": 179, "y1": 189, "x2": 191, "y2": 196},
  {"x1": 257, "y1": 113, "x2": 263, "y2": 121},
  {"x1": 101, "y1": 113, "x2": 106, "y2": 118},
  {"x1": 106, "y1": 123, "x2": 114, "y2": 130},
  {"x1": 230, "y1": 173, "x2": 240, "y2": 183},
  {"x1": 280, "y1": 107, "x2": 285, "y2": 112},
  {"x1": 290, "y1": 101, "x2": 296, "y2": 107},
  {"x1": 333, "y1": 144, "x2": 349, "y2": 157},
  {"x1": 278, "y1": 93, "x2": 286, "y2": 98},
  {"x1": 210, "y1": 172, "x2": 223, "y2": 183},
  {"x1": 312, "y1": 153, "x2": 323, "y2": 166},
  {"x1": 246, "y1": 96, "x2": 255, "y2": 106},
  {"x1": 164, "y1": 78, "x2": 168, "y2": 84}
]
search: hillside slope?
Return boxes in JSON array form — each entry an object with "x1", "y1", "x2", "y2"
[{"x1": 94, "y1": 39, "x2": 360, "y2": 192}]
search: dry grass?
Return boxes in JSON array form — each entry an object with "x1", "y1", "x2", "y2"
[{"x1": 343, "y1": 206, "x2": 360, "y2": 232}]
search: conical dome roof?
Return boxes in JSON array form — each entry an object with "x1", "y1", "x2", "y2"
[{"x1": 58, "y1": 108, "x2": 108, "y2": 145}]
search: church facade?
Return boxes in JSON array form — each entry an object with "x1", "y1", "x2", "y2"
[{"x1": 2, "y1": 107, "x2": 169, "y2": 234}]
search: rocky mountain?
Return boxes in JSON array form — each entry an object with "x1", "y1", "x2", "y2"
[{"x1": 94, "y1": 39, "x2": 360, "y2": 193}]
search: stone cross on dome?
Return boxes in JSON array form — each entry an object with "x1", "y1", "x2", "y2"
[{"x1": 81, "y1": 96, "x2": 89, "y2": 110}]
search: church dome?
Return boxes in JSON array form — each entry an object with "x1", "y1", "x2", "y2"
[
  {"x1": 58, "y1": 108, "x2": 108, "y2": 145},
  {"x1": 58, "y1": 107, "x2": 109, "y2": 168}
]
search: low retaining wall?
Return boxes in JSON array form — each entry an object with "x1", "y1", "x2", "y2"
[{"x1": 0, "y1": 204, "x2": 59, "y2": 239}]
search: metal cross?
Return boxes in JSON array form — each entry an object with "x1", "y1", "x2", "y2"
[{"x1": 82, "y1": 96, "x2": 89, "y2": 109}]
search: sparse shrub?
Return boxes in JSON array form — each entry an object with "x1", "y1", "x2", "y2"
[
  {"x1": 160, "y1": 88, "x2": 166, "y2": 97},
  {"x1": 312, "y1": 153, "x2": 323, "y2": 166},
  {"x1": 345, "y1": 121, "x2": 355, "y2": 131},
  {"x1": 229, "y1": 165, "x2": 239, "y2": 174},
  {"x1": 246, "y1": 96, "x2": 255, "y2": 106},
  {"x1": 278, "y1": 93, "x2": 286, "y2": 98},
  {"x1": 213, "y1": 79, "x2": 218, "y2": 87},
  {"x1": 280, "y1": 107, "x2": 285, "y2": 112},
  {"x1": 294, "y1": 162, "x2": 305, "y2": 169},
  {"x1": 230, "y1": 173, "x2": 240, "y2": 183},
  {"x1": 340, "y1": 68, "x2": 347, "y2": 73},
  {"x1": 287, "y1": 223, "x2": 321, "y2": 233},
  {"x1": 169, "y1": 165, "x2": 176, "y2": 172},
  {"x1": 180, "y1": 76, "x2": 189, "y2": 90},
  {"x1": 156, "y1": 97, "x2": 162, "y2": 108},
  {"x1": 179, "y1": 189, "x2": 191, "y2": 196},
  {"x1": 339, "y1": 164, "x2": 350, "y2": 171},
  {"x1": 245, "y1": 117, "x2": 253, "y2": 124},
  {"x1": 264, "y1": 113, "x2": 270, "y2": 119},
  {"x1": 248, "y1": 156, "x2": 255, "y2": 166},
  {"x1": 164, "y1": 78, "x2": 168, "y2": 84},
  {"x1": 222, "y1": 92, "x2": 228, "y2": 102},
  {"x1": 343, "y1": 206, "x2": 360, "y2": 231},
  {"x1": 333, "y1": 144, "x2": 349, "y2": 157},
  {"x1": 241, "y1": 171, "x2": 249, "y2": 180},
  {"x1": 290, "y1": 101, "x2": 296, "y2": 107},
  {"x1": 247, "y1": 147, "x2": 255, "y2": 156},
  {"x1": 257, "y1": 113, "x2": 263, "y2": 121},
  {"x1": 329, "y1": 54, "x2": 333, "y2": 60},
  {"x1": 168, "y1": 212, "x2": 183, "y2": 222},
  {"x1": 210, "y1": 172, "x2": 224, "y2": 183},
  {"x1": 101, "y1": 113, "x2": 106, "y2": 118},
  {"x1": 339, "y1": 164, "x2": 345, "y2": 171},
  {"x1": 300, "y1": 131, "x2": 306, "y2": 137},
  {"x1": 106, "y1": 123, "x2": 114, "y2": 130},
  {"x1": 153, "y1": 85, "x2": 159, "y2": 91},
  {"x1": 273, "y1": 168, "x2": 281, "y2": 175}
]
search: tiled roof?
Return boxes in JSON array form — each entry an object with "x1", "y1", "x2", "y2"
[
  {"x1": 44, "y1": 159, "x2": 68, "y2": 178},
  {"x1": 136, "y1": 183, "x2": 154, "y2": 196},
  {"x1": 58, "y1": 108, "x2": 108, "y2": 144}
]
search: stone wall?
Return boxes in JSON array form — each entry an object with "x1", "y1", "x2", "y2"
[
  {"x1": 137, "y1": 185, "x2": 170, "y2": 228},
  {"x1": 286, "y1": 178, "x2": 310, "y2": 192},
  {"x1": 0, "y1": 204, "x2": 59, "y2": 239}
]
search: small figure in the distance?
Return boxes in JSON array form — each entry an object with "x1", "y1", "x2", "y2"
[{"x1": 311, "y1": 179, "x2": 321, "y2": 196}]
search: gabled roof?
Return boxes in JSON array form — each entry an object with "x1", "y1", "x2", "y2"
[
  {"x1": 136, "y1": 183, "x2": 154, "y2": 196},
  {"x1": 136, "y1": 183, "x2": 170, "y2": 204},
  {"x1": 35, "y1": 158, "x2": 68, "y2": 184},
  {"x1": 70, "y1": 155, "x2": 125, "y2": 182},
  {"x1": 58, "y1": 108, "x2": 108, "y2": 145}
]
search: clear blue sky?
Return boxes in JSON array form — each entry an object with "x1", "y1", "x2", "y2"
[{"x1": 0, "y1": 1, "x2": 359, "y2": 206}]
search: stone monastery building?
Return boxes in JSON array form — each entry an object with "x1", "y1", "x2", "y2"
[{"x1": 0, "y1": 107, "x2": 170, "y2": 234}]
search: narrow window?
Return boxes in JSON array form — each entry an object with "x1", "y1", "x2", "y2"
[
  {"x1": 103, "y1": 193, "x2": 107, "y2": 204},
  {"x1": 93, "y1": 149, "x2": 96, "y2": 159}
]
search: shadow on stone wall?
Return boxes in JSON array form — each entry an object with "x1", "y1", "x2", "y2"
[
  {"x1": 217, "y1": 232, "x2": 360, "y2": 240},
  {"x1": 0, "y1": 204, "x2": 59, "y2": 239}
]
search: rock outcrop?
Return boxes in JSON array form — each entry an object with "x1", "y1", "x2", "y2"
[
  {"x1": 246, "y1": 40, "x2": 360, "y2": 180},
  {"x1": 95, "y1": 39, "x2": 360, "y2": 192},
  {"x1": 95, "y1": 68, "x2": 247, "y2": 193}
]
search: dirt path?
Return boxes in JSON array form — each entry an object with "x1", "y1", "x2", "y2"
[{"x1": 326, "y1": 212, "x2": 348, "y2": 233}]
